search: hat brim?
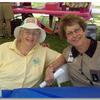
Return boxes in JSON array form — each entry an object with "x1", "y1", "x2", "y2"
[{"x1": 14, "y1": 23, "x2": 46, "y2": 43}]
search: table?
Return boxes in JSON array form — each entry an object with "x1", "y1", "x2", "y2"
[
  {"x1": 13, "y1": 8, "x2": 91, "y2": 27},
  {"x1": 1, "y1": 87, "x2": 100, "y2": 98}
]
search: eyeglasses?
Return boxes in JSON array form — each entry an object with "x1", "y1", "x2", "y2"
[
  {"x1": 66, "y1": 27, "x2": 82, "y2": 36},
  {"x1": 22, "y1": 29, "x2": 41, "y2": 36}
]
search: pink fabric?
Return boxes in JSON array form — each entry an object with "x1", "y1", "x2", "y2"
[
  {"x1": 13, "y1": 8, "x2": 91, "y2": 20},
  {"x1": 44, "y1": 2, "x2": 61, "y2": 11}
]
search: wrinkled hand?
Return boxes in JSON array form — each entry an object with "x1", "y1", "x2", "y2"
[{"x1": 44, "y1": 67, "x2": 55, "y2": 86}]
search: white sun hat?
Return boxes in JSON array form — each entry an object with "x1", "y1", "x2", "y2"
[{"x1": 14, "y1": 17, "x2": 46, "y2": 43}]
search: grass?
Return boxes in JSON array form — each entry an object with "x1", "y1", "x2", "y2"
[
  {"x1": 92, "y1": 14, "x2": 100, "y2": 40},
  {"x1": 44, "y1": 34, "x2": 67, "y2": 53},
  {"x1": 31, "y1": 2, "x2": 44, "y2": 8},
  {"x1": 0, "y1": 37, "x2": 14, "y2": 45}
]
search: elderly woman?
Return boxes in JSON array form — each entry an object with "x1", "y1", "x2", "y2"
[
  {"x1": 0, "y1": 17, "x2": 65, "y2": 89},
  {"x1": 60, "y1": 14, "x2": 100, "y2": 86}
]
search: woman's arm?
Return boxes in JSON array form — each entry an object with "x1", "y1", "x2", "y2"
[{"x1": 44, "y1": 55, "x2": 66, "y2": 86}]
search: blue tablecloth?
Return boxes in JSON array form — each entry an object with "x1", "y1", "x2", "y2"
[{"x1": 1, "y1": 87, "x2": 100, "y2": 98}]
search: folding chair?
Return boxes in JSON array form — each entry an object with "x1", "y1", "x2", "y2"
[
  {"x1": 86, "y1": 24, "x2": 97, "y2": 40},
  {"x1": 56, "y1": 64, "x2": 69, "y2": 87}
]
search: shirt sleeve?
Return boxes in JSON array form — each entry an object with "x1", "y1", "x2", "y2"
[
  {"x1": 45, "y1": 47, "x2": 61, "y2": 66},
  {"x1": 63, "y1": 46, "x2": 71, "y2": 61}
]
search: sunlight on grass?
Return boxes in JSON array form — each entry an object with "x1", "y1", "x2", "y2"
[{"x1": 31, "y1": 2, "x2": 45, "y2": 8}]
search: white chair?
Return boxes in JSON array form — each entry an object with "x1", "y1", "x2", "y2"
[
  {"x1": 56, "y1": 64, "x2": 69, "y2": 87},
  {"x1": 39, "y1": 64, "x2": 69, "y2": 88}
]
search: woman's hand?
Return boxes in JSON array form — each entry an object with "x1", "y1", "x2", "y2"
[{"x1": 44, "y1": 67, "x2": 54, "y2": 86}]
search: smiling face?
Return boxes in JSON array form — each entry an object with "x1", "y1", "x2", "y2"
[
  {"x1": 19, "y1": 28, "x2": 41, "y2": 47},
  {"x1": 65, "y1": 23, "x2": 86, "y2": 48}
]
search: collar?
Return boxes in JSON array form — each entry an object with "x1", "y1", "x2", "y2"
[
  {"x1": 71, "y1": 38, "x2": 97, "y2": 58},
  {"x1": 9, "y1": 39, "x2": 40, "y2": 56},
  {"x1": 9, "y1": 39, "x2": 18, "y2": 51}
]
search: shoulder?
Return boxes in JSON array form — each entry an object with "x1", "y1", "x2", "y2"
[
  {"x1": 63, "y1": 45, "x2": 72, "y2": 54},
  {"x1": 36, "y1": 44, "x2": 51, "y2": 53},
  {"x1": 63, "y1": 45, "x2": 72, "y2": 60},
  {"x1": 0, "y1": 42, "x2": 13, "y2": 55},
  {"x1": 96, "y1": 41, "x2": 100, "y2": 49},
  {"x1": 0, "y1": 42, "x2": 12, "y2": 49},
  {"x1": 97, "y1": 41, "x2": 100, "y2": 45}
]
